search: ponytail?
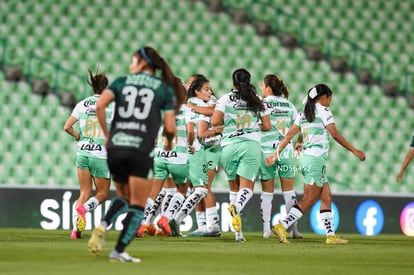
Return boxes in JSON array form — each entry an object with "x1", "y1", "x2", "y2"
[
  {"x1": 263, "y1": 74, "x2": 290, "y2": 99},
  {"x1": 232, "y1": 68, "x2": 264, "y2": 114},
  {"x1": 136, "y1": 47, "x2": 185, "y2": 112},
  {"x1": 303, "y1": 84, "x2": 333, "y2": 122},
  {"x1": 87, "y1": 67, "x2": 108, "y2": 95}
]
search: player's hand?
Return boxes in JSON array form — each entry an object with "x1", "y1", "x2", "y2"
[
  {"x1": 164, "y1": 139, "x2": 173, "y2": 151},
  {"x1": 265, "y1": 152, "x2": 277, "y2": 166},
  {"x1": 294, "y1": 142, "x2": 303, "y2": 152},
  {"x1": 214, "y1": 125, "x2": 224, "y2": 134},
  {"x1": 397, "y1": 172, "x2": 403, "y2": 183},
  {"x1": 74, "y1": 132, "x2": 81, "y2": 141},
  {"x1": 354, "y1": 149, "x2": 366, "y2": 161},
  {"x1": 187, "y1": 145, "x2": 195, "y2": 154}
]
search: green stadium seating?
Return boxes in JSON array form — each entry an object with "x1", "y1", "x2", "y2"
[{"x1": 0, "y1": 0, "x2": 413, "y2": 194}]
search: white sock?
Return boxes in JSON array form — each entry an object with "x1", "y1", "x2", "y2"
[
  {"x1": 282, "y1": 190, "x2": 297, "y2": 212},
  {"x1": 143, "y1": 198, "x2": 155, "y2": 224},
  {"x1": 206, "y1": 206, "x2": 219, "y2": 231},
  {"x1": 72, "y1": 201, "x2": 78, "y2": 231},
  {"x1": 195, "y1": 211, "x2": 207, "y2": 231},
  {"x1": 161, "y1": 187, "x2": 177, "y2": 215},
  {"x1": 174, "y1": 188, "x2": 207, "y2": 224},
  {"x1": 84, "y1": 197, "x2": 99, "y2": 212},
  {"x1": 229, "y1": 191, "x2": 237, "y2": 205},
  {"x1": 320, "y1": 210, "x2": 335, "y2": 236},
  {"x1": 281, "y1": 206, "x2": 303, "y2": 229},
  {"x1": 165, "y1": 192, "x2": 185, "y2": 219},
  {"x1": 234, "y1": 188, "x2": 253, "y2": 214},
  {"x1": 260, "y1": 192, "x2": 273, "y2": 232}
]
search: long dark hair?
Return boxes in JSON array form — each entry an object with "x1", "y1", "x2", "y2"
[
  {"x1": 187, "y1": 75, "x2": 209, "y2": 99},
  {"x1": 263, "y1": 74, "x2": 289, "y2": 99},
  {"x1": 87, "y1": 68, "x2": 108, "y2": 95},
  {"x1": 304, "y1": 83, "x2": 333, "y2": 122},
  {"x1": 232, "y1": 68, "x2": 264, "y2": 113},
  {"x1": 133, "y1": 46, "x2": 185, "y2": 112}
]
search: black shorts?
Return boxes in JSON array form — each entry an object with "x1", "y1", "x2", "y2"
[{"x1": 107, "y1": 149, "x2": 154, "y2": 183}]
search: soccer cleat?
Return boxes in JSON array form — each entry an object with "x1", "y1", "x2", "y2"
[
  {"x1": 290, "y1": 230, "x2": 303, "y2": 239},
  {"x1": 326, "y1": 235, "x2": 348, "y2": 244},
  {"x1": 76, "y1": 205, "x2": 87, "y2": 232},
  {"x1": 288, "y1": 222, "x2": 303, "y2": 239},
  {"x1": 154, "y1": 229, "x2": 165, "y2": 236},
  {"x1": 136, "y1": 224, "x2": 146, "y2": 238},
  {"x1": 88, "y1": 224, "x2": 106, "y2": 255},
  {"x1": 136, "y1": 224, "x2": 157, "y2": 238},
  {"x1": 157, "y1": 216, "x2": 172, "y2": 236},
  {"x1": 236, "y1": 237, "x2": 246, "y2": 243},
  {"x1": 228, "y1": 204, "x2": 242, "y2": 232},
  {"x1": 109, "y1": 250, "x2": 141, "y2": 263},
  {"x1": 272, "y1": 223, "x2": 289, "y2": 243},
  {"x1": 201, "y1": 230, "x2": 221, "y2": 237},
  {"x1": 70, "y1": 230, "x2": 81, "y2": 239},
  {"x1": 169, "y1": 219, "x2": 180, "y2": 237},
  {"x1": 186, "y1": 229, "x2": 204, "y2": 237},
  {"x1": 263, "y1": 231, "x2": 272, "y2": 239},
  {"x1": 235, "y1": 231, "x2": 246, "y2": 243}
]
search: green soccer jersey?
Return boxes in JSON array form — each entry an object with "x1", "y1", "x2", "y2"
[
  {"x1": 71, "y1": 94, "x2": 114, "y2": 159},
  {"x1": 261, "y1": 95, "x2": 298, "y2": 154},
  {"x1": 154, "y1": 104, "x2": 189, "y2": 164},
  {"x1": 215, "y1": 90, "x2": 266, "y2": 147},
  {"x1": 186, "y1": 97, "x2": 210, "y2": 151},
  {"x1": 106, "y1": 73, "x2": 175, "y2": 154},
  {"x1": 295, "y1": 103, "x2": 335, "y2": 157}
]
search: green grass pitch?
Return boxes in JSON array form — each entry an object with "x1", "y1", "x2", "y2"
[{"x1": 0, "y1": 229, "x2": 412, "y2": 275}]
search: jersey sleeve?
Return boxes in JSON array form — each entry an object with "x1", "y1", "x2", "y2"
[
  {"x1": 291, "y1": 104, "x2": 298, "y2": 122},
  {"x1": 214, "y1": 95, "x2": 226, "y2": 113},
  {"x1": 185, "y1": 108, "x2": 196, "y2": 124},
  {"x1": 199, "y1": 114, "x2": 210, "y2": 123},
  {"x1": 320, "y1": 107, "x2": 335, "y2": 126},
  {"x1": 208, "y1": 95, "x2": 217, "y2": 105},
  {"x1": 294, "y1": 111, "x2": 303, "y2": 126},
  {"x1": 410, "y1": 135, "x2": 414, "y2": 148},
  {"x1": 70, "y1": 101, "x2": 82, "y2": 120}
]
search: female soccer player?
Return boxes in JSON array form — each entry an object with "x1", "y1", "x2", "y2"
[
  {"x1": 267, "y1": 83, "x2": 365, "y2": 244},
  {"x1": 186, "y1": 74, "x2": 222, "y2": 237},
  {"x1": 259, "y1": 74, "x2": 302, "y2": 239},
  {"x1": 168, "y1": 75, "x2": 223, "y2": 236},
  {"x1": 211, "y1": 68, "x2": 271, "y2": 242},
  {"x1": 63, "y1": 68, "x2": 113, "y2": 240},
  {"x1": 88, "y1": 46, "x2": 183, "y2": 262}
]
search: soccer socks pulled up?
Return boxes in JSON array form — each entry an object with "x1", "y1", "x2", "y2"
[
  {"x1": 84, "y1": 197, "x2": 99, "y2": 212},
  {"x1": 164, "y1": 192, "x2": 185, "y2": 220},
  {"x1": 234, "y1": 188, "x2": 253, "y2": 214},
  {"x1": 282, "y1": 190, "x2": 297, "y2": 212},
  {"x1": 281, "y1": 204, "x2": 303, "y2": 229},
  {"x1": 116, "y1": 205, "x2": 144, "y2": 253},
  {"x1": 320, "y1": 209, "x2": 335, "y2": 236},
  {"x1": 161, "y1": 188, "x2": 176, "y2": 215},
  {"x1": 206, "y1": 206, "x2": 220, "y2": 232},
  {"x1": 103, "y1": 197, "x2": 129, "y2": 226},
  {"x1": 195, "y1": 211, "x2": 207, "y2": 232},
  {"x1": 174, "y1": 187, "x2": 208, "y2": 225},
  {"x1": 229, "y1": 191, "x2": 237, "y2": 205},
  {"x1": 260, "y1": 192, "x2": 273, "y2": 233}
]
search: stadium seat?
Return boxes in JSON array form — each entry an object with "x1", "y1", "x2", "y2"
[{"x1": 0, "y1": 0, "x2": 413, "y2": 194}]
